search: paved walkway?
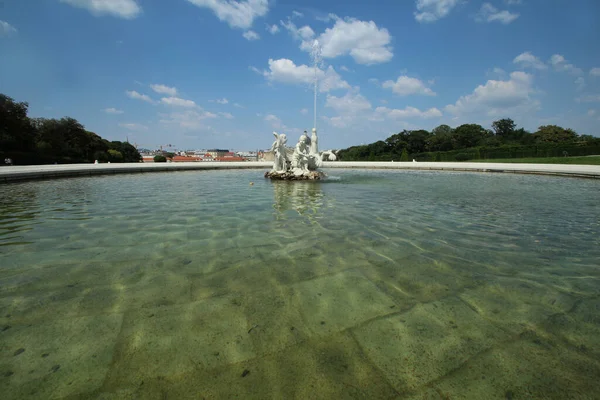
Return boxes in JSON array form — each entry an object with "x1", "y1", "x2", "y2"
[{"x1": 1, "y1": 161, "x2": 599, "y2": 183}]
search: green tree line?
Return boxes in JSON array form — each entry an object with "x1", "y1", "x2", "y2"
[
  {"x1": 1, "y1": 93, "x2": 141, "y2": 165},
  {"x1": 338, "y1": 119, "x2": 600, "y2": 162}
]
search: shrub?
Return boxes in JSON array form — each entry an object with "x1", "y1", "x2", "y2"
[
  {"x1": 455, "y1": 153, "x2": 470, "y2": 161},
  {"x1": 154, "y1": 155, "x2": 167, "y2": 162}
]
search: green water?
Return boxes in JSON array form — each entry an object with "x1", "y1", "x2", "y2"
[{"x1": 1, "y1": 169, "x2": 599, "y2": 399}]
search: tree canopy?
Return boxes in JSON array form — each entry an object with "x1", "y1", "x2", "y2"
[
  {"x1": 1, "y1": 93, "x2": 141, "y2": 165},
  {"x1": 338, "y1": 118, "x2": 600, "y2": 162}
]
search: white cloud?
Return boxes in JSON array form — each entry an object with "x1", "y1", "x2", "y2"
[
  {"x1": 375, "y1": 106, "x2": 443, "y2": 119},
  {"x1": 104, "y1": 108, "x2": 124, "y2": 114},
  {"x1": 119, "y1": 123, "x2": 148, "y2": 131},
  {"x1": 248, "y1": 65, "x2": 263, "y2": 74},
  {"x1": 300, "y1": 108, "x2": 308, "y2": 115},
  {"x1": 0, "y1": 20, "x2": 18, "y2": 36},
  {"x1": 159, "y1": 110, "x2": 217, "y2": 130},
  {"x1": 126, "y1": 90, "x2": 154, "y2": 103},
  {"x1": 233, "y1": 103, "x2": 244, "y2": 108},
  {"x1": 475, "y1": 3, "x2": 519, "y2": 24},
  {"x1": 214, "y1": 98, "x2": 229, "y2": 104},
  {"x1": 219, "y1": 112, "x2": 234, "y2": 119},
  {"x1": 382, "y1": 76, "x2": 436, "y2": 96},
  {"x1": 150, "y1": 84, "x2": 177, "y2": 96},
  {"x1": 301, "y1": 17, "x2": 393, "y2": 65},
  {"x1": 243, "y1": 30, "x2": 260, "y2": 40},
  {"x1": 368, "y1": 78, "x2": 380, "y2": 86},
  {"x1": 292, "y1": 10, "x2": 304, "y2": 18},
  {"x1": 414, "y1": 0, "x2": 462, "y2": 23},
  {"x1": 576, "y1": 95, "x2": 600, "y2": 103},
  {"x1": 262, "y1": 58, "x2": 350, "y2": 92},
  {"x1": 280, "y1": 19, "x2": 315, "y2": 41},
  {"x1": 325, "y1": 91, "x2": 372, "y2": 115},
  {"x1": 550, "y1": 54, "x2": 583, "y2": 75},
  {"x1": 445, "y1": 71, "x2": 539, "y2": 116},
  {"x1": 263, "y1": 114, "x2": 302, "y2": 134},
  {"x1": 513, "y1": 52, "x2": 547, "y2": 70},
  {"x1": 588, "y1": 110, "x2": 596, "y2": 116},
  {"x1": 264, "y1": 114, "x2": 284, "y2": 129},
  {"x1": 266, "y1": 24, "x2": 279, "y2": 34},
  {"x1": 340, "y1": 65, "x2": 350, "y2": 72},
  {"x1": 160, "y1": 97, "x2": 197, "y2": 108},
  {"x1": 185, "y1": 0, "x2": 269, "y2": 29},
  {"x1": 575, "y1": 77, "x2": 586, "y2": 91},
  {"x1": 589, "y1": 67, "x2": 600, "y2": 77},
  {"x1": 60, "y1": 0, "x2": 141, "y2": 19},
  {"x1": 504, "y1": 0, "x2": 522, "y2": 4}
]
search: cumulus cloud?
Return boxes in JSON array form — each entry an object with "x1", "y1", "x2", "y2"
[
  {"x1": 576, "y1": 95, "x2": 600, "y2": 103},
  {"x1": 414, "y1": 0, "x2": 462, "y2": 23},
  {"x1": 0, "y1": 20, "x2": 18, "y2": 36},
  {"x1": 104, "y1": 108, "x2": 124, "y2": 114},
  {"x1": 299, "y1": 16, "x2": 392, "y2": 65},
  {"x1": 126, "y1": 90, "x2": 154, "y2": 103},
  {"x1": 185, "y1": 0, "x2": 269, "y2": 29},
  {"x1": 263, "y1": 114, "x2": 300, "y2": 134},
  {"x1": 159, "y1": 110, "x2": 217, "y2": 130},
  {"x1": 280, "y1": 19, "x2": 315, "y2": 41},
  {"x1": 513, "y1": 52, "x2": 547, "y2": 70},
  {"x1": 219, "y1": 112, "x2": 234, "y2": 119},
  {"x1": 214, "y1": 98, "x2": 229, "y2": 104},
  {"x1": 160, "y1": 97, "x2": 198, "y2": 108},
  {"x1": 243, "y1": 30, "x2": 260, "y2": 40},
  {"x1": 150, "y1": 84, "x2": 177, "y2": 96},
  {"x1": 445, "y1": 71, "x2": 539, "y2": 116},
  {"x1": 590, "y1": 68, "x2": 600, "y2": 77},
  {"x1": 60, "y1": 0, "x2": 141, "y2": 19},
  {"x1": 550, "y1": 54, "x2": 583, "y2": 75},
  {"x1": 262, "y1": 58, "x2": 350, "y2": 92},
  {"x1": 374, "y1": 106, "x2": 443, "y2": 119},
  {"x1": 382, "y1": 76, "x2": 436, "y2": 96},
  {"x1": 475, "y1": 3, "x2": 519, "y2": 24},
  {"x1": 266, "y1": 24, "x2": 279, "y2": 34},
  {"x1": 325, "y1": 91, "x2": 372, "y2": 115}
]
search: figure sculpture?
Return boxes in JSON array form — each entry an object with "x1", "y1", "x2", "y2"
[
  {"x1": 271, "y1": 132, "x2": 288, "y2": 172},
  {"x1": 265, "y1": 131, "x2": 326, "y2": 180},
  {"x1": 291, "y1": 133, "x2": 311, "y2": 175}
]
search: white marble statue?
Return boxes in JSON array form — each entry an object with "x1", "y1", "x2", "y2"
[
  {"x1": 271, "y1": 132, "x2": 288, "y2": 172},
  {"x1": 310, "y1": 128, "x2": 318, "y2": 155},
  {"x1": 291, "y1": 133, "x2": 311, "y2": 175},
  {"x1": 321, "y1": 150, "x2": 337, "y2": 161}
]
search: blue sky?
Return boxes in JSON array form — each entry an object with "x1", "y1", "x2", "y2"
[{"x1": 1, "y1": 0, "x2": 600, "y2": 151}]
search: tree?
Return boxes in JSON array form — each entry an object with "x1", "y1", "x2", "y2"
[
  {"x1": 154, "y1": 155, "x2": 167, "y2": 162},
  {"x1": 427, "y1": 125, "x2": 454, "y2": 151},
  {"x1": 534, "y1": 125, "x2": 578, "y2": 143},
  {"x1": 400, "y1": 148, "x2": 409, "y2": 161},
  {"x1": 452, "y1": 124, "x2": 488, "y2": 149},
  {"x1": 108, "y1": 149, "x2": 123, "y2": 162},
  {"x1": 0, "y1": 94, "x2": 36, "y2": 153},
  {"x1": 405, "y1": 129, "x2": 431, "y2": 154},
  {"x1": 492, "y1": 118, "x2": 516, "y2": 139}
]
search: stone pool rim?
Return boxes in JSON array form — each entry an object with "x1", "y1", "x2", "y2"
[{"x1": 1, "y1": 161, "x2": 599, "y2": 183}]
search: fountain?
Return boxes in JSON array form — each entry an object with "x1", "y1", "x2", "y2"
[{"x1": 264, "y1": 40, "x2": 329, "y2": 180}]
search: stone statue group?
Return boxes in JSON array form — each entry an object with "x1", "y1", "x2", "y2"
[{"x1": 269, "y1": 129, "x2": 337, "y2": 179}]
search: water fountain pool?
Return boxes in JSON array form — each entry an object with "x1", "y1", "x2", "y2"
[{"x1": 1, "y1": 169, "x2": 599, "y2": 398}]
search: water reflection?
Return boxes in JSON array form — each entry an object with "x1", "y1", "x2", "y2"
[
  {"x1": 0, "y1": 183, "x2": 40, "y2": 247},
  {"x1": 272, "y1": 181, "x2": 324, "y2": 219}
]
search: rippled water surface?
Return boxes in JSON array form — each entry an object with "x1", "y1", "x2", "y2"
[{"x1": 1, "y1": 169, "x2": 599, "y2": 399}]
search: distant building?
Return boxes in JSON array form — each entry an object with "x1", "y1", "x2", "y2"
[{"x1": 206, "y1": 149, "x2": 229, "y2": 158}]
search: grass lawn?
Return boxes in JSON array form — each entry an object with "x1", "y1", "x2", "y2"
[{"x1": 471, "y1": 156, "x2": 600, "y2": 165}]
